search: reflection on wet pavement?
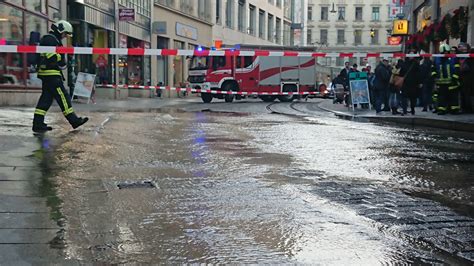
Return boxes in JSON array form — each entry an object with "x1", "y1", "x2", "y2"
[{"x1": 46, "y1": 109, "x2": 473, "y2": 263}]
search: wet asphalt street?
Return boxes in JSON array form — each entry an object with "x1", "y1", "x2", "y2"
[{"x1": 1, "y1": 98, "x2": 473, "y2": 264}]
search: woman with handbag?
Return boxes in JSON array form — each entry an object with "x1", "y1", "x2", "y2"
[{"x1": 388, "y1": 60, "x2": 404, "y2": 115}]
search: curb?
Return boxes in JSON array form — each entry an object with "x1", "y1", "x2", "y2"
[{"x1": 317, "y1": 103, "x2": 474, "y2": 133}]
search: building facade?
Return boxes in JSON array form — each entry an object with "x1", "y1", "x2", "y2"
[
  {"x1": 68, "y1": 0, "x2": 152, "y2": 87},
  {"x1": 151, "y1": 0, "x2": 213, "y2": 91},
  {"x1": 0, "y1": 0, "x2": 66, "y2": 105},
  {"x1": 211, "y1": 0, "x2": 292, "y2": 47},
  {"x1": 409, "y1": 0, "x2": 471, "y2": 52},
  {"x1": 307, "y1": 0, "x2": 400, "y2": 69}
]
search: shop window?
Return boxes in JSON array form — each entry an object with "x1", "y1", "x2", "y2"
[{"x1": 0, "y1": 4, "x2": 24, "y2": 85}]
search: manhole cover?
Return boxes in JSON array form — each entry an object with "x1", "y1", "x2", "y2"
[{"x1": 117, "y1": 181, "x2": 156, "y2": 189}]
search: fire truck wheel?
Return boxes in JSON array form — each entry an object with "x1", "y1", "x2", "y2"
[
  {"x1": 201, "y1": 93, "x2": 213, "y2": 103},
  {"x1": 223, "y1": 82, "x2": 235, "y2": 103},
  {"x1": 259, "y1": 96, "x2": 276, "y2": 102}
]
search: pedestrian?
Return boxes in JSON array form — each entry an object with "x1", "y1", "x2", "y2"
[
  {"x1": 400, "y1": 54, "x2": 421, "y2": 115},
  {"x1": 431, "y1": 43, "x2": 461, "y2": 115},
  {"x1": 373, "y1": 59, "x2": 391, "y2": 113},
  {"x1": 458, "y1": 42, "x2": 474, "y2": 113},
  {"x1": 388, "y1": 60, "x2": 404, "y2": 115},
  {"x1": 33, "y1": 20, "x2": 88, "y2": 132},
  {"x1": 419, "y1": 57, "x2": 434, "y2": 112}
]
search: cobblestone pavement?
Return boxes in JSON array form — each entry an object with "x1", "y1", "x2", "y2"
[{"x1": 310, "y1": 180, "x2": 474, "y2": 263}]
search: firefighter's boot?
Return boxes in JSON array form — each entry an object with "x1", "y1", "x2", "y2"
[
  {"x1": 32, "y1": 114, "x2": 53, "y2": 133},
  {"x1": 66, "y1": 113, "x2": 89, "y2": 129}
]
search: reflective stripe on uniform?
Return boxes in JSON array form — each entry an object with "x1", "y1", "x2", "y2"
[
  {"x1": 437, "y1": 106, "x2": 447, "y2": 111},
  {"x1": 451, "y1": 105, "x2": 461, "y2": 110},
  {"x1": 34, "y1": 108, "x2": 47, "y2": 116},
  {"x1": 38, "y1": 69, "x2": 61, "y2": 76},
  {"x1": 452, "y1": 74, "x2": 459, "y2": 79},
  {"x1": 454, "y1": 64, "x2": 460, "y2": 68},
  {"x1": 56, "y1": 87, "x2": 73, "y2": 115}
]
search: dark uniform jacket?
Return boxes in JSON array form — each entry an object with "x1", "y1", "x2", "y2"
[{"x1": 37, "y1": 32, "x2": 66, "y2": 79}]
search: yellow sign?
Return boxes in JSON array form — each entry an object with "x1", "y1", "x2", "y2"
[{"x1": 392, "y1": 19, "x2": 409, "y2": 35}]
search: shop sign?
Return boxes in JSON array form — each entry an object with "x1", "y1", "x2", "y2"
[
  {"x1": 176, "y1": 23, "x2": 198, "y2": 40},
  {"x1": 392, "y1": 19, "x2": 409, "y2": 35},
  {"x1": 387, "y1": 36, "x2": 402, "y2": 45},
  {"x1": 119, "y1": 8, "x2": 135, "y2": 21},
  {"x1": 152, "y1": 21, "x2": 167, "y2": 35}
]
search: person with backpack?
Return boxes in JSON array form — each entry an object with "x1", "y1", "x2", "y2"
[{"x1": 33, "y1": 20, "x2": 88, "y2": 132}]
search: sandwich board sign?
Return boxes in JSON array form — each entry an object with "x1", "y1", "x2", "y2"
[
  {"x1": 73, "y1": 72, "x2": 96, "y2": 104},
  {"x1": 349, "y1": 71, "x2": 371, "y2": 111}
]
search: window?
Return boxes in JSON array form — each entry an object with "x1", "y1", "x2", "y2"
[
  {"x1": 225, "y1": 0, "x2": 233, "y2": 28},
  {"x1": 283, "y1": 22, "x2": 291, "y2": 45},
  {"x1": 213, "y1": 56, "x2": 226, "y2": 69},
  {"x1": 198, "y1": 0, "x2": 208, "y2": 19},
  {"x1": 354, "y1": 30, "x2": 362, "y2": 45},
  {"x1": 321, "y1": 6, "x2": 328, "y2": 21},
  {"x1": 276, "y1": 0, "x2": 281, "y2": 8},
  {"x1": 355, "y1": 7, "x2": 363, "y2": 21},
  {"x1": 238, "y1": 0, "x2": 246, "y2": 32},
  {"x1": 320, "y1": 29, "x2": 328, "y2": 44},
  {"x1": 307, "y1": 29, "x2": 312, "y2": 44},
  {"x1": 337, "y1": 29, "x2": 345, "y2": 44},
  {"x1": 25, "y1": 0, "x2": 47, "y2": 14},
  {"x1": 249, "y1": 5, "x2": 256, "y2": 35},
  {"x1": 308, "y1": 6, "x2": 313, "y2": 21},
  {"x1": 338, "y1": 6, "x2": 345, "y2": 21},
  {"x1": 267, "y1": 13, "x2": 274, "y2": 41},
  {"x1": 371, "y1": 29, "x2": 379, "y2": 44},
  {"x1": 0, "y1": 4, "x2": 24, "y2": 85},
  {"x1": 216, "y1": 0, "x2": 221, "y2": 24},
  {"x1": 259, "y1": 9, "x2": 265, "y2": 39},
  {"x1": 372, "y1": 7, "x2": 380, "y2": 21},
  {"x1": 283, "y1": 0, "x2": 291, "y2": 18},
  {"x1": 237, "y1": 56, "x2": 253, "y2": 68},
  {"x1": 275, "y1": 17, "x2": 281, "y2": 44}
]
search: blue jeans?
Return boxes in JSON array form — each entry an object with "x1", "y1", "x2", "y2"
[{"x1": 389, "y1": 91, "x2": 401, "y2": 109}]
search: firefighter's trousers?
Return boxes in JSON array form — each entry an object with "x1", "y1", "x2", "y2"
[
  {"x1": 33, "y1": 76, "x2": 80, "y2": 126},
  {"x1": 437, "y1": 84, "x2": 461, "y2": 113}
]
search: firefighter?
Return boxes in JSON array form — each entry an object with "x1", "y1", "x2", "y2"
[
  {"x1": 33, "y1": 20, "x2": 88, "y2": 132},
  {"x1": 431, "y1": 43, "x2": 461, "y2": 115}
]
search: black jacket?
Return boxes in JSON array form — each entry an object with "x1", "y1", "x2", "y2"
[
  {"x1": 373, "y1": 63, "x2": 391, "y2": 91},
  {"x1": 37, "y1": 31, "x2": 66, "y2": 78}
]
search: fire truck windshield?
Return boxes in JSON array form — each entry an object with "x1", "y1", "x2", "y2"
[{"x1": 189, "y1": 56, "x2": 209, "y2": 70}]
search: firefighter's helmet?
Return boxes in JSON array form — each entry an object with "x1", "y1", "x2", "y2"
[
  {"x1": 439, "y1": 43, "x2": 451, "y2": 54},
  {"x1": 52, "y1": 20, "x2": 73, "y2": 37}
]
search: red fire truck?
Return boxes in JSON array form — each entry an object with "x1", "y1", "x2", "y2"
[{"x1": 188, "y1": 45, "x2": 316, "y2": 103}]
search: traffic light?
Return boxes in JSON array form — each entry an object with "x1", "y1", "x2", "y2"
[{"x1": 370, "y1": 28, "x2": 375, "y2": 38}]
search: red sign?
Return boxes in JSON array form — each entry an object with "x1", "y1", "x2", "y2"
[
  {"x1": 388, "y1": 36, "x2": 402, "y2": 45},
  {"x1": 119, "y1": 8, "x2": 135, "y2": 21}
]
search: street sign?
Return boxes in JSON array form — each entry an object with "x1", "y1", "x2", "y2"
[
  {"x1": 392, "y1": 19, "x2": 409, "y2": 35},
  {"x1": 119, "y1": 8, "x2": 135, "y2": 21}
]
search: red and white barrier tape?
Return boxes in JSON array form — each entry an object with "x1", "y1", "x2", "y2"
[
  {"x1": 98, "y1": 84, "x2": 320, "y2": 96},
  {"x1": 1, "y1": 45, "x2": 473, "y2": 58}
]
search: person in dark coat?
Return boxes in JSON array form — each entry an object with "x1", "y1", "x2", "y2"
[
  {"x1": 400, "y1": 56, "x2": 421, "y2": 115},
  {"x1": 419, "y1": 58, "x2": 434, "y2": 111},
  {"x1": 373, "y1": 59, "x2": 391, "y2": 113},
  {"x1": 459, "y1": 43, "x2": 474, "y2": 113}
]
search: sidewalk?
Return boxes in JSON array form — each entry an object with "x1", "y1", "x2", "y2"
[{"x1": 318, "y1": 99, "x2": 474, "y2": 133}]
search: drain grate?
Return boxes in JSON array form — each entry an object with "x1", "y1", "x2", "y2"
[{"x1": 117, "y1": 180, "x2": 156, "y2": 189}]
